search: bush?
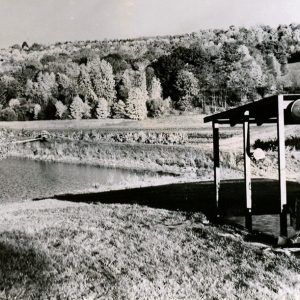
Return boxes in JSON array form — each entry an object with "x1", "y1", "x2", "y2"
[
  {"x1": 146, "y1": 98, "x2": 169, "y2": 117},
  {"x1": 0, "y1": 108, "x2": 18, "y2": 121}
]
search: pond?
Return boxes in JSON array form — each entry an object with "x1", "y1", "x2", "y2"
[
  {"x1": 0, "y1": 158, "x2": 298, "y2": 238},
  {"x1": 0, "y1": 157, "x2": 168, "y2": 203}
]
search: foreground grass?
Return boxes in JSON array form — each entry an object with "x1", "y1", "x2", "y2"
[{"x1": 0, "y1": 200, "x2": 299, "y2": 299}]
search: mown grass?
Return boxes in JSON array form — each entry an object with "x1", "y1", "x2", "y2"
[{"x1": 0, "y1": 200, "x2": 299, "y2": 299}]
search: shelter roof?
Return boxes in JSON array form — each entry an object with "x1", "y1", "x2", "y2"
[{"x1": 204, "y1": 94, "x2": 300, "y2": 125}]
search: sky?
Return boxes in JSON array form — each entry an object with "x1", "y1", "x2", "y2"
[{"x1": 0, "y1": 0, "x2": 300, "y2": 48}]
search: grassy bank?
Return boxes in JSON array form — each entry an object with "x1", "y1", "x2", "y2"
[
  {"x1": 6, "y1": 127, "x2": 243, "y2": 179},
  {"x1": 0, "y1": 200, "x2": 299, "y2": 299}
]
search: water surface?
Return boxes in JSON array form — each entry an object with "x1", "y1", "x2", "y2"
[{"x1": 0, "y1": 158, "x2": 164, "y2": 203}]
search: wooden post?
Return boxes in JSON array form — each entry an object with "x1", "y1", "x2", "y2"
[
  {"x1": 243, "y1": 111, "x2": 252, "y2": 231},
  {"x1": 213, "y1": 122, "x2": 220, "y2": 218},
  {"x1": 277, "y1": 95, "x2": 288, "y2": 237}
]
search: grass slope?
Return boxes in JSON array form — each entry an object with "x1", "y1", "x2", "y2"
[{"x1": 0, "y1": 200, "x2": 299, "y2": 299}]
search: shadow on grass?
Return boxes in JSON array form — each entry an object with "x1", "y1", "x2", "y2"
[
  {"x1": 50, "y1": 179, "x2": 300, "y2": 219},
  {"x1": 0, "y1": 231, "x2": 54, "y2": 298}
]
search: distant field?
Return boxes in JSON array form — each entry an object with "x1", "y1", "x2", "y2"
[{"x1": 0, "y1": 114, "x2": 207, "y2": 131}]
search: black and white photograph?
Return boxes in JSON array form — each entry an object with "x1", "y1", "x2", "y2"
[{"x1": 0, "y1": 0, "x2": 300, "y2": 298}]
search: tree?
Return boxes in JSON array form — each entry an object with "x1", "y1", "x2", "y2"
[
  {"x1": 70, "y1": 96, "x2": 85, "y2": 119},
  {"x1": 25, "y1": 72, "x2": 57, "y2": 105},
  {"x1": 82, "y1": 101, "x2": 91, "y2": 119},
  {"x1": 116, "y1": 70, "x2": 131, "y2": 101},
  {"x1": 111, "y1": 100, "x2": 127, "y2": 119},
  {"x1": 87, "y1": 59, "x2": 116, "y2": 104},
  {"x1": 56, "y1": 73, "x2": 77, "y2": 105},
  {"x1": 8, "y1": 98, "x2": 20, "y2": 109},
  {"x1": 125, "y1": 87, "x2": 148, "y2": 120},
  {"x1": 175, "y1": 70, "x2": 199, "y2": 110},
  {"x1": 55, "y1": 101, "x2": 68, "y2": 119},
  {"x1": 0, "y1": 108, "x2": 17, "y2": 121},
  {"x1": 95, "y1": 98, "x2": 109, "y2": 119},
  {"x1": 228, "y1": 46, "x2": 263, "y2": 102},
  {"x1": 32, "y1": 104, "x2": 41, "y2": 119},
  {"x1": 77, "y1": 66, "x2": 97, "y2": 102},
  {"x1": 149, "y1": 77, "x2": 162, "y2": 100},
  {"x1": 152, "y1": 51, "x2": 185, "y2": 100},
  {"x1": 103, "y1": 53, "x2": 130, "y2": 74},
  {"x1": 0, "y1": 76, "x2": 22, "y2": 106}
]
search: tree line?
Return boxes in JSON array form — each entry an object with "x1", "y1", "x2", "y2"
[{"x1": 1, "y1": 24, "x2": 300, "y2": 121}]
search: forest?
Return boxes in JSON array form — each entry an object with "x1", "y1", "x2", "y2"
[{"x1": 1, "y1": 24, "x2": 300, "y2": 121}]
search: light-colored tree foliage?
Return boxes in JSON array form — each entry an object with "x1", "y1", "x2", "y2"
[
  {"x1": 8, "y1": 98, "x2": 20, "y2": 108},
  {"x1": 125, "y1": 87, "x2": 148, "y2": 120},
  {"x1": 55, "y1": 100, "x2": 68, "y2": 119},
  {"x1": 33, "y1": 104, "x2": 41, "y2": 120},
  {"x1": 82, "y1": 101, "x2": 92, "y2": 119},
  {"x1": 149, "y1": 77, "x2": 162, "y2": 100},
  {"x1": 77, "y1": 66, "x2": 97, "y2": 102},
  {"x1": 111, "y1": 100, "x2": 127, "y2": 119},
  {"x1": 95, "y1": 98, "x2": 109, "y2": 119},
  {"x1": 87, "y1": 59, "x2": 116, "y2": 104},
  {"x1": 25, "y1": 72, "x2": 57, "y2": 105},
  {"x1": 70, "y1": 96, "x2": 85, "y2": 120}
]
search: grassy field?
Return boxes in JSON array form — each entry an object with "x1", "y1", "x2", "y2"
[
  {"x1": 1, "y1": 116, "x2": 300, "y2": 299},
  {"x1": 0, "y1": 199, "x2": 299, "y2": 299},
  {"x1": 0, "y1": 114, "x2": 207, "y2": 131}
]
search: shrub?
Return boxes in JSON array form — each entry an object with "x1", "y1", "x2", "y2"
[
  {"x1": 0, "y1": 108, "x2": 18, "y2": 121},
  {"x1": 147, "y1": 98, "x2": 169, "y2": 117}
]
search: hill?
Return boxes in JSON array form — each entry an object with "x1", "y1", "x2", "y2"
[{"x1": 1, "y1": 24, "x2": 300, "y2": 121}]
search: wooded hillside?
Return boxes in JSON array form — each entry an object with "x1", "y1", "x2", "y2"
[{"x1": 1, "y1": 24, "x2": 300, "y2": 121}]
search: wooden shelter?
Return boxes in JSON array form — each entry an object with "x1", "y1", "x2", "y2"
[{"x1": 204, "y1": 94, "x2": 300, "y2": 237}]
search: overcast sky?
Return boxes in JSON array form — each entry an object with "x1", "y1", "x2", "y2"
[{"x1": 0, "y1": 0, "x2": 300, "y2": 48}]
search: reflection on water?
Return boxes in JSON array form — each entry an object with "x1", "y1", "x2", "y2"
[{"x1": 0, "y1": 158, "x2": 163, "y2": 203}]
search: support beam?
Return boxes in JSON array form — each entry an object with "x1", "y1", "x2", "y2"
[
  {"x1": 277, "y1": 95, "x2": 288, "y2": 237},
  {"x1": 243, "y1": 111, "x2": 252, "y2": 231},
  {"x1": 213, "y1": 122, "x2": 220, "y2": 219}
]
